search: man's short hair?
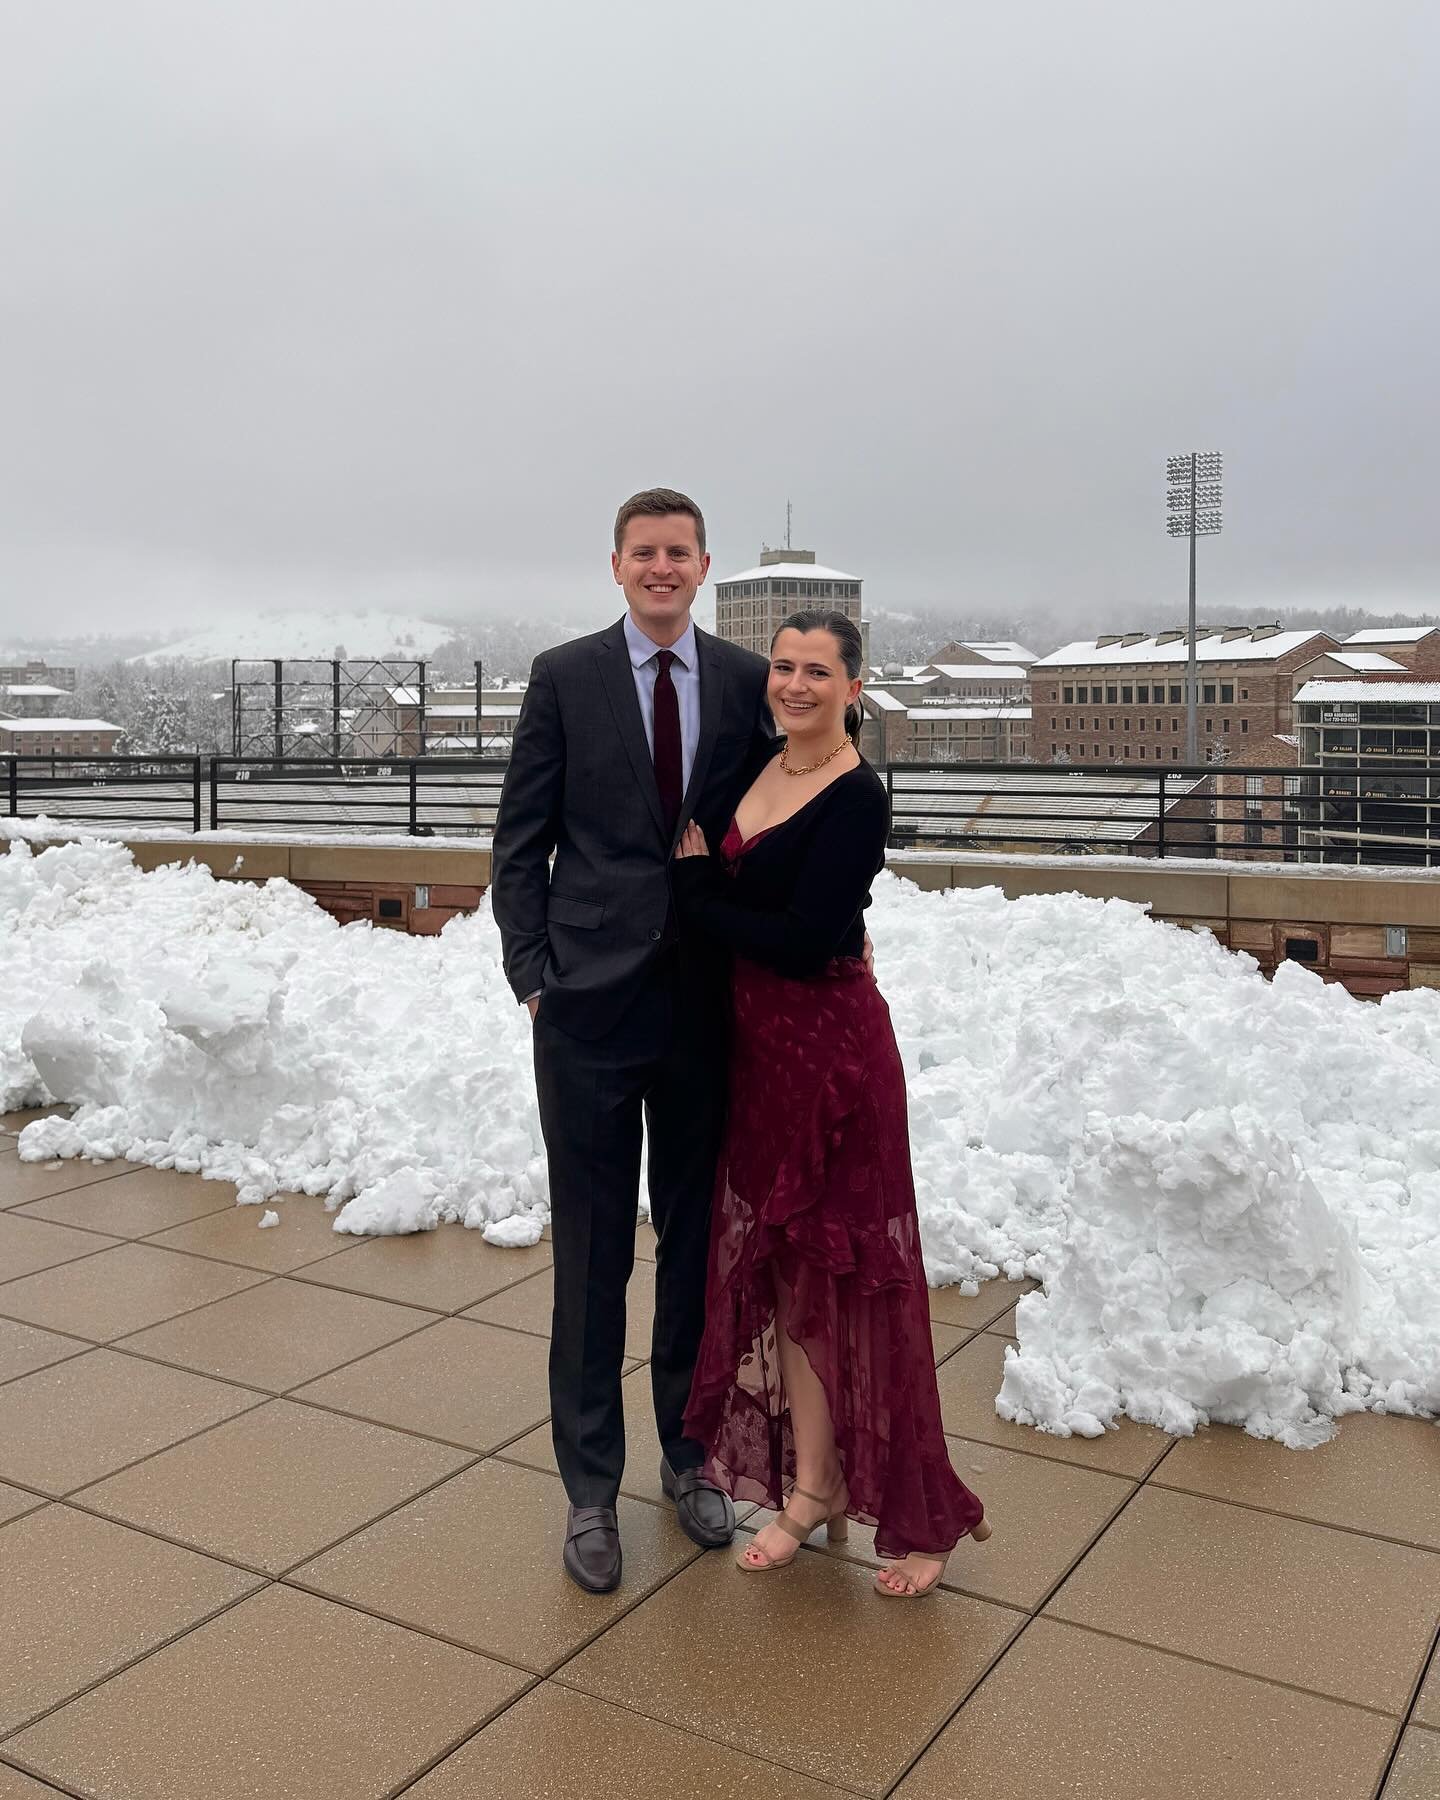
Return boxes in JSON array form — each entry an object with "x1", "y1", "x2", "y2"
[{"x1": 613, "y1": 488, "x2": 707, "y2": 557}]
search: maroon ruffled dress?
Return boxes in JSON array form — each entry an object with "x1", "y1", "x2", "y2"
[{"x1": 675, "y1": 764, "x2": 983, "y2": 1560}]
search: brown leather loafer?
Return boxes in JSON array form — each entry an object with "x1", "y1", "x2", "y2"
[{"x1": 563, "y1": 1504, "x2": 622, "y2": 1593}]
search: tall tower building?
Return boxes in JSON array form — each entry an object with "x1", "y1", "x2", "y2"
[{"x1": 713, "y1": 547, "x2": 865, "y2": 660}]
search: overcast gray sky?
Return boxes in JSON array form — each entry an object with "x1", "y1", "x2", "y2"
[{"x1": 2, "y1": 0, "x2": 1437, "y2": 640}]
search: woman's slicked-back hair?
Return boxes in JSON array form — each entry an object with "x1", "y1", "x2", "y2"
[{"x1": 771, "y1": 610, "x2": 865, "y2": 745}]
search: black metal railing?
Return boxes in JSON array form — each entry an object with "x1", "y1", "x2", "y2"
[{"x1": 4, "y1": 754, "x2": 1439, "y2": 865}]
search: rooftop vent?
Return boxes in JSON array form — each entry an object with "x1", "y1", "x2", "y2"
[
  {"x1": 1155, "y1": 630, "x2": 1185, "y2": 645},
  {"x1": 1120, "y1": 632, "x2": 1148, "y2": 646},
  {"x1": 1221, "y1": 627, "x2": 1251, "y2": 641},
  {"x1": 1095, "y1": 634, "x2": 1123, "y2": 648},
  {"x1": 1252, "y1": 624, "x2": 1283, "y2": 639}
]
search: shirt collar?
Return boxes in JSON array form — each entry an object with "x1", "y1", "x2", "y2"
[{"x1": 624, "y1": 611, "x2": 696, "y2": 674}]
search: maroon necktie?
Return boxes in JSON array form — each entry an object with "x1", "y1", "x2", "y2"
[{"x1": 652, "y1": 650, "x2": 683, "y2": 833}]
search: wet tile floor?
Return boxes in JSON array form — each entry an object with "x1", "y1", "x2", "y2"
[{"x1": 1, "y1": 1111, "x2": 1436, "y2": 1799}]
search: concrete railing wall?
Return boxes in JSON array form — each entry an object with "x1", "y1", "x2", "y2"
[{"x1": 51, "y1": 835, "x2": 1440, "y2": 997}]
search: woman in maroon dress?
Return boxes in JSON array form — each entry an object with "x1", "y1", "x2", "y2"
[{"x1": 672, "y1": 610, "x2": 989, "y2": 1598}]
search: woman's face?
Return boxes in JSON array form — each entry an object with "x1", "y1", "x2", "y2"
[{"x1": 768, "y1": 628, "x2": 861, "y2": 739}]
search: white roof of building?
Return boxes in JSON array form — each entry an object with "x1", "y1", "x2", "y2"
[
  {"x1": 1344, "y1": 626, "x2": 1438, "y2": 644},
  {"x1": 1, "y1": 684, "x2": 70, "y2": 697},
  {"x1": 1323, "y1": 651, "x2": 1406, "y2": 672},
  {"x1": 0, "y1": 718, "x2": 119, "y2": 733},
  {"x1": 964, "y1": 641, "x2": 1037, "y2": 663},
  {"x1": 906, "y1": 706, "x2": 1032, "y2": 721},
  {"x1": 1295, "y1": 681, "x2": 1440, "y2": 704},
  {"x1": 929, "y1": 663, "x2": 1029, "y2": 681},
  {"x1": 1034, "y1": 630, "x2": 1324, "y2": 668},
  {"x1": 715, "y1": 561, "x2": 859, "y2": 586},
  {"x1": 863, "y1": 688, "x2": 908, "y2": 713},
  {"x1": 426, "y1": 703, "x2": 523, "y2": 719}
]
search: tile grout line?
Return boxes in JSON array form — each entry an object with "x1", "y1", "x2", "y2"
[
  {"x1": 876, "y1": 1456, "x2": 1160, "y2": 1796},
  {"x1": 1146, "y1": 1472, "x2": 1440, "y2": 1558},
  {"x1": 1369, "y1": 1619, "x2": 1440, "y2": 1800}
]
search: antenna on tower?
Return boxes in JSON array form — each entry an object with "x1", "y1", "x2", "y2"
[{"x1": 785, "y1": 500, "x2": 792, "y2": 551}]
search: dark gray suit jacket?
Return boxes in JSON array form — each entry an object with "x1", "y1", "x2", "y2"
[{"x1": 491, "y1": 615, "x2": 774, "y2": 1040}]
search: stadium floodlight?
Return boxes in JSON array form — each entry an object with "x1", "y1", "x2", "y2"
[{"x1": 1165, "y1": 451, "x2": 1224, "y2": 762}]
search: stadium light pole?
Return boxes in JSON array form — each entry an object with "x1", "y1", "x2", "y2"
[{"x1": 1166, "y1": 451, "x2": 1223, "y2": 762}]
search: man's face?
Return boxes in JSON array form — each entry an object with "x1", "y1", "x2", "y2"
[{"x1": 612, "y1": 513, "x2": 710, "y2": 640}]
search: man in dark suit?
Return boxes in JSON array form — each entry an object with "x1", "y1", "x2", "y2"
[{"x1": 491, "y1": 488, "x2": 774, "y2": 1592}]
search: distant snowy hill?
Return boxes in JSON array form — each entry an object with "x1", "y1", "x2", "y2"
[{"x1": 128, "y1": 610, "x2": 460, "y2": 665}]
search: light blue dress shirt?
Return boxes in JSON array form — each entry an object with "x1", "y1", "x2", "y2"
[{"x1": 624, "y1": 612, "x2": 701, "y2": 797}]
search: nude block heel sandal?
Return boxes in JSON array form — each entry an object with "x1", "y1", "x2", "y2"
[{"x1": 735, "y1": 1481, "x2": 849, "y2": 1572}]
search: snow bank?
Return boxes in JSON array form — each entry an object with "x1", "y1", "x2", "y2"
[
  {"x1": 0, "y1": 835, "x2": 546, "y2": 1241},
  {"x1": 2, "y1": 833, "x2": 1437, "y2": 1444}
]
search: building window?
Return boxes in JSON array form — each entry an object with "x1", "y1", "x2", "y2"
[
  {"x1": 1172, "y1": 718, "x2": 1179, "y2": 731},
  {"x1": 1172, "y1": 746, "x2": 1180, "y2": 760},
  {"x1": 1139, "y1": 746, "x2": 1146, "y2": 759},
  {"x1": 1123, "y1": 718, "x2": 1131, "y2": 730},
  {"x1": 1137, "y1": 685, "x2": 1149, "y2": 703},
  {"x1": 1108, "y1": 717, "x2": 1116, "y2": 731},
  {"x1": 1064, "y1": 717, "x2": 1071, "y2": 729},
  {"x1": 1076, "y1": 686, "x2": 1088, "y2": 703},
  {"x1": 1244, "y1": 819, "x2": 1263, "y2": 845},
  {"x1": 1170, "y1": 685, "x2": 1183, "y2": 704},
  {"x1": 1241, "y1": 719, "x2": 1249, "y2": 732},
  {"x1": 1245, "y1": 775, "x2": 1264, "y2": 796},
  {"x1": 1283, "y1": 775, "x2": 1302, "y2": 795},
  {"x1": 1108, "y1": 744, "x2": 1116, "y2": 759},
  {"x1": 1139, "y1": 718, "x2": 1146, "y2": 731},
  {"x1": 1241, "y1": 688, "x2": 1249, "y2": 700},
  {"x1": 1222, "y1": 719, "x2": 1230, "y2": 732},
  {"x1": 1123, "y1": 745, "x2": 1132, "y2": 758},
  {"x1": 1106, "y1": 686, "x2": 1118, "y2": 704},
  {"x1": 1205, "y1": 718, "x2": 1213, "y2": 732},
  {"x1": 1063, "y1": 686, "x2": 1074, "y2": 703},
  {"x1": 1203, "y1": 684, "x2": 1217, "y2": 704},
  {"x1": 1221, "y1": 683, "x2": 1234, "y2": 703}
]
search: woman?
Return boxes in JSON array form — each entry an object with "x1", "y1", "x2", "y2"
[{"x1": 672, "y1": 610, "x2": 989, "y2": 1598}]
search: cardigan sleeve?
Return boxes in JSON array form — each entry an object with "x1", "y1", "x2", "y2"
[{"x1": 671, "y1": 781, "x2": 887, "y2": 977}]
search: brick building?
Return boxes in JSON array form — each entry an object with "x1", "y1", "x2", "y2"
[
  {"x1": 0, "y1": 684, "x2": 71, "y2": 718},
  {"x1": 1292, "y1": 679, "x2": 1440, "y2": 866},
  {"x1": 713, "y1": 548, "x2": 864, "y2": 659},
  {"x1": 1341, "y1": 626, "x2": 1440, "y2": 674},
  {"x1": 0, "y1": 718, "x2": 121, "y2": 756},
  {"x1": 1029, "y1": 628, "x2": 1341, "y2": 766},
  {"x1": 0, "y1": 660, "x2": 76, "y2": 692},
  {"x1": 1212, "y1": 734, "x2": 1302, "y2": 861}
]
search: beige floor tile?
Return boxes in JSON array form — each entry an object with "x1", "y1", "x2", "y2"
[
  {"x1": 0, "y1": 1762, "x2": 69, "y2": 1797},
  {"x1": 1384, "y1": 1728, "x2": 1440, "y2": 1798},
  {"x1": 117, "y1": 1275, "x2": 431, "y2": 1391},
  {"x1": 1155, "y1": 1412, "x2": 1440, "y2": 1552},
  {"x1": 0, "y1": 1108, "x2": 74, "y2": 1131},
  {"x1": 929, "y1": 1320, "x2": 973, "y2": 1363},
  {"x1": 894, "y1": 1617, "x2": 1395, "y2": 1800},
  {"x1": 935, "y1": 1332, "x2": 1171, "y2": 1478},
  {"x1": 465, "y1": 1258, "x2": 657, "y2": 1362},
  {"x1": 294, "y1": 1316, "x2": 553, "y2": 1451},
  {"x1": 293, "y1": 1458, "x2": 698, "y2": 1673},
  {"x1": 985, "y1": 1305, "x2": 1018, "y2": 1335},
  {"x1": 1414, "y1": 1650, "x2": 1440, "y2": 1728},
  {"x1": 1046, "y1": 1486, "x2": 1440, "y2": 1715},
  {"x1": 0, "y1": 1317, "x2": 86, "y2": 1386},
  {"x1": 78, "y1": 1398, "x2": 471, "y2": 1574},
  {"x1": 928, "y1": 1276, "x2": 1036, "y2": 1331},
  {"x1": 5, "y1": 1583, "x2": 527, "y2": 1800},
  {"x1": 0, "y1": 1157, "x2": 140, "y2": 1210},
  {"x1": 0, "y1": 1349, "x2": 260, "y2": 1494},
  {"x1": 744, "y1": 1435, "x2": 1132, "y2": 1612},
  {"x1": 0, "y1": 1482, "x2": 44, "y2": 1527},
  {"x1": 146, "y1": 1196, "x2": 362, "y2": 1274},
  {"x1": 14, "y1": 1167, "x2": 241, "y2": 1237},
  {"x1": 409, "y1": 1681, "x2": 849, "y2": 1799},
  {"x1": 0, "y1": 1504, "x2": 260, "y2": 1733},
  {"x1": 561, "y1": 1549, "x2": 1019, "y2": 1795},
  {"x1": 0, "y1": 1212, "x2": 120, "y2": 1283},
  {"x1": 298, "y1": 1225, "x2": 552, "y2": 1313},
  {"x1": 0, "y1": 1243, "x2": 266, "y2": 1341},
  {"x1": 501, "y1": 1362, "x2": 674, "y2": 1505}
]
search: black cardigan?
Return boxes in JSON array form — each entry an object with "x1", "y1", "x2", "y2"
[{"x1": 670, "y1": 759, "x2": 889, "y2": 978}]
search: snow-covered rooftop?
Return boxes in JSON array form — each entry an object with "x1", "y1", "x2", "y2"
[
  {"x1": 0, "y1": 717, "x2": 120, "y2": 733},
  {"x1": 1034, "y1": 630, "x2": 1326, "y2": 668},
  {"x1": 929, "y1": 664, "x2": 1029, "y2": 681},
  {"x1": 1344, "y1": 626, "x2": 1439, "y2": 644},
  {"x1": 1, "y1": 684, "x2": 70, "y2": 697},
  {"x1": 1294, "y1": 681, "x2": 1440, "y2": 704},
  {"x1": 906, "y1": 706, "x2": 1031, "y2": 721},
  {"x1": 964, "y1": 641, "x2": 1038, "y2": 664},
  {"x1": 863, "y1": 689, "x2": 908, "y2": 713},
  {"x1": 425, "y1": 703, "x2": 523, "y2": 720},
  {"x1": 715, "y1": 561, "x2": 859, "y2": 586},
  {"x1": 1323, "y1": 651, "x2": 1407, "y2": 672}
]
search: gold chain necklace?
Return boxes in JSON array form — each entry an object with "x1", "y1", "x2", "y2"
[{"x1": 780, "y1": 738, "x2": 851, "y2": 778}]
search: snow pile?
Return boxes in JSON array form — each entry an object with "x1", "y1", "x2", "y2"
[
  {"x1": 0, "y1": 835, "x2": 546, "y2": 1241},
  {"x1": 2, "y1": 833, "x2": 1437, "y2": 1445}
]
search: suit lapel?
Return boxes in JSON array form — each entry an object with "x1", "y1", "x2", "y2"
[
  {"x1": 596, "y1": 619, "x2": 667, "y2": 840},
  {"x1": 679, "y1": 627, "x2": 727, "y2": 845}
]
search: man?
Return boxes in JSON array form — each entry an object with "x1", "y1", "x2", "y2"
[{"x1": 491, "y1": 488, "x2": 774, "y2": 1593}]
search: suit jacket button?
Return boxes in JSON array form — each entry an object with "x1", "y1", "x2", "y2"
[{"x1": 649, "y1": 928, "x2": 662, "y2": 940}]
